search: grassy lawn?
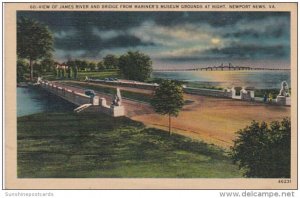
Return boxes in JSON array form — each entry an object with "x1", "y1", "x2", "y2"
[
  {"x1": 18, "y1": 112, "x2": 242, "y2": 178},
  {"x1": 183, "y1": 82, "x2": 224, "y2": 90},
  {"x1": 63, "y1": 81, "x2": 152, "y2": 103},
  {"x1": 42, "y1": 70, "x2": 120, "y2": 81},
  {"x1": 77, "y1": 70, "x2": 120, "y2": 81}
]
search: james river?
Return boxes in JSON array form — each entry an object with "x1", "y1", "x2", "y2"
[
  {"x1": 18, "y1": 70, "x2": 290, "y2": 117},
  {"x1": 17, "y1": 87, "x2": 75, "y2": 117},
  {"x1": 152, "y1": 70, "x2": 291, "y2": 89}
]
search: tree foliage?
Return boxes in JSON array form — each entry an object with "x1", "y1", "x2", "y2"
[
  {"x1": 88, "y1": 62, "x2": 97, "y2": 71},
  {"x1": 40, "y1": 57, "x2": 55, "y2": 73},
  {"x1": 118, "y1": 51, "x2": 152, "y2": 82},
  {"x1": 17, "y1": 59, "x2": 29, "y2": 83},
  {"x1": 97, "y1": 61, "x2": 105, "y2": 71},
  {"x1": 17, "y1": 17, "x2": 53, "y2": 80},
  {"x1": 78, "y1": 60, "x2": 88, "y2": 71},
  {"x1": 230, "y1": 118, "x2": 291, "y2": 178},
  {"x1": 151, "y1": 80, "x2": 184, "y2": 134},
  {"x1": 103, "y1": 54, "x2": 119, "y2": 69}
]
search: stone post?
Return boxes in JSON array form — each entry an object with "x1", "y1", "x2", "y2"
[
  {"x1": 231, "y1": 87, "x2": 236, "y2": 98},
  {"x1": 276, "y1": 96, "x2": 286, "y2": 105},
  {"x1": 72, "y1": 91, "x2": 77, "y2": 104},
  {"x1": 91, "y1": 96, "x2": 99, "y2": 105}
]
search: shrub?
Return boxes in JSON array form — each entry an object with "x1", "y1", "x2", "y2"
[{"x1": 230, "y1": 118, "x2": 291, "y2": 178}]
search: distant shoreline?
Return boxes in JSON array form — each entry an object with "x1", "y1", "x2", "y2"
[{"x1": 153, "y1": 68, "x2": 291, "y2": 72}]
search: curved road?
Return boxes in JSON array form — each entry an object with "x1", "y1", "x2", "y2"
[{"x1": 53, "y1": 81, "x2": 290, "y2": 148}]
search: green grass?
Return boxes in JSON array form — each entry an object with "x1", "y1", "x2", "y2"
[
  {"x1": 63, "y1": 81, "x2": 152, "y2": 103},
  {"x1": 184, "y1": 82, "x2": 224, "y2": 90},
  {"x1": 42, "y1": 70, "x2": 120, "y2": 81},
  {"x1": 77, "y1": 70, "x2": 120, "y2": 81},
  {"x1": 17, "y1": 112, "x2": 242, "y2": 178}
]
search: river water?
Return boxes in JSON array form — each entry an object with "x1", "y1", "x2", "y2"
[
  {"x1": 17, "y1": 86, "x2": 75, "y2": 117},
  {"x1": 152, "y1": 70, "x2": 291, "y2": 89}
]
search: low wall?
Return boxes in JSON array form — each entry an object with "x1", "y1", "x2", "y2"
[
  {"x1": 183, "y1": 87, "x2": 232, "y2": 98},
  {"x1": 86, "y1": 79, "x2": 158, "y2": 90},
  {"x1": 40, "y1": 81, "x2": 92, "y2": 106}
]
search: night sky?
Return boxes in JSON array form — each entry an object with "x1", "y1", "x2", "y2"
[{"x1": 18, "y1": 11, "x2": 290, "y2": 69}]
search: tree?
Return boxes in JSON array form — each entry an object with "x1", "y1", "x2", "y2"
[
  {"x1": 118, "y1": 51, "x2": 152, "y2": 82},
  {"x1": 66, "y1": 66, "x2": 71, "y2": 78},
  {"x1": 66, "y1": 60, "x2": 79, "y2": 79},
  {"x1": 230, "y1": 118, "x2": 291, "y2": 178},
  {"x1": 40, "y1": 57, "x2": 55, "y2": 73},
  {"x1": 57, "y1": 68, "x2": 61, "y2": 78},
  {"x1": 32, "y1": 62, "x2": 42, "y2": 76},
  {"x1": 61, "y1": 67, "x2": 65, "y2": 78},
  {"x1": 103, "y1": 54, "x2": 119, "y2": 69},
  {"x1": 97, "y1": 61, "x2": 105, "y2": 71},
  {"x1": 151, "y1": 80, "x2": 184, "y2": 135},
  {"x1": 88, "y1": 62, "x2": 97, "y2": 71},
  {"x1": 17, "y1": 17, "x2": 53, "y2": 81},
  {"x1": 17, "y1": 59, "x2": 29, "y2": 83},
  {"x1": 79, "y1": 60, "x2": 88, "y2": 71},
  {"x1": 73, "y1": 65, "x2": 78, "y2": 79}
]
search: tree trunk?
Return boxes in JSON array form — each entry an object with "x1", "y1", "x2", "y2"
[
  {"x1": 30, "y1": 58, "x2": 33, "y2": 81},
  {"x1": 169, "y1": 114, "x2": 171, "y2": 135}
]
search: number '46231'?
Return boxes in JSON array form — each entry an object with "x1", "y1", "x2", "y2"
[{"x1": 278, "y1": 179, "x2": 291, "y2": 183}]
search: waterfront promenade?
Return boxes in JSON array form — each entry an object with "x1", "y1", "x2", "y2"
[{"x1": 42, "y1": 81, "x2": 290, "y2": 148}]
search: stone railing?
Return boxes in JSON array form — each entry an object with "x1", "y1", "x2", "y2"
[
  {"x1": 40, "y1": 81, "x2": 93, "y2": 106},
  {"x1": 39, "y1": 79, "x2": 289, "y2": 107},
  {"x1": 86, "y1": 78, "x2": 159, "y2": 90},
  {"x1": 184, "y1": 86, "x2": 256, "y2": 101},
  {"x1": 39, "y1": 81, "x2": 125, "y2": 117},
  {"x1": 183, "y1": 87, "x2": 233, "y2": 98}
]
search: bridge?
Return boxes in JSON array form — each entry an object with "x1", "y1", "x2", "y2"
[
  {"x1": 199, "y1": 63, "x2": 252, "y2": 71},
  {"x1": 38, "y1": 81, "x2": 127, "y2": 117},
  {"x1": 154, "y1": 63, "x2": 290, "y2": 72}
]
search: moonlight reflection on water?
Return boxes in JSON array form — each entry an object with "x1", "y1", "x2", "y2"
[{"x1": 152, "y1": 70, "x2": 291, "y2": 89}]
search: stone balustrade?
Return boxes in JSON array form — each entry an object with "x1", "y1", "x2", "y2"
[
  {"x1": 39, "y1": 81, "x2": 125, "y2": 117},
  {"x1": 183, "y1": 87, "x2": 234, "y2": 98}
]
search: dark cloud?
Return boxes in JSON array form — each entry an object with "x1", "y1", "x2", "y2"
[
  {"x1": 18, "y1": 11, "x2": 150, "y2": 31},
  {"x1": 223, "y1": 24, "x2": 289, "y2": 39},
  {"x1": 158, "y1": 57, "x2": 216, "y2": 62},
  {"x1": 223, "y1": 30, "x2": 261, "y2": 39},
  {"x1": 54, "y1": 31, "x2": 101, "y2": 50},
  {"x1": 54, "y1": 33, "x2": 152, "y2": 51},
  {"x1": 18, "y1": 11, "x2": 290, "y2": 31},
  {"x1": 207, "y1": 44, "x2": 289, "y2": 59},
  {"x1": 17, "y1": 11, "x2": 290, "y2": 68},
  {"x1": 159, "y1": 44, "x2": 289, "y2": 62},
  {"x1": 19, "y1": 11, "x2": 155, "y2": 54},
  {"x1": 152, "y1": 12, "x2": 289, "y2": 27},
  {"x1": 104, "y1": 35, "x2": 154, "y2": 48}
]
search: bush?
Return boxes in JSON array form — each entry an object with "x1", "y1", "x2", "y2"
[{"x1": 230, "y1": 118, "x2": 291, "y2": 178}]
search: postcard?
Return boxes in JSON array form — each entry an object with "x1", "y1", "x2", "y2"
[{"x1": 3, "y1": 2, "x2": 297, "y2": 189}]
